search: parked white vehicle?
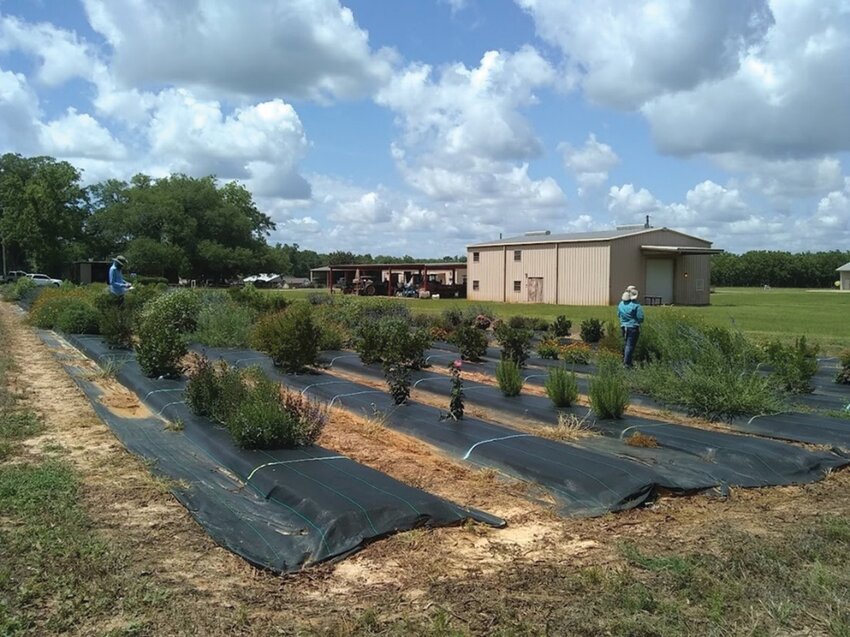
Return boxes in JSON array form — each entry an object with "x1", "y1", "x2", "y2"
[{"x1": 27, "y1": 273, "x2": 62, "y2": 287}]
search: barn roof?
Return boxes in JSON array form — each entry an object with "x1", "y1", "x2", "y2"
[{"x1": 468, "y1": 227, "x2": 712, "y2": 248}]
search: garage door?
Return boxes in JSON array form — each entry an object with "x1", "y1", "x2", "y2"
[{"x1": 646, "y1": 259, "x2": 674, "y2": 304}]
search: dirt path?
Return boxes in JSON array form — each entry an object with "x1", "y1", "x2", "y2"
[{"x1": 4, "y1": 301, "x2": 850, "y2": 635}]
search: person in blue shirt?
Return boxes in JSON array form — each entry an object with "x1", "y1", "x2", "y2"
[
  {"x1": 108, "y1": 255, "x2": 131, "y2": 300},
  {"x1": 617, "y1": 286, "x2": 645, "y2": 368}
]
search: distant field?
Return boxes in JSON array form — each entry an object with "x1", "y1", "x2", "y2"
[{"x1": 271, "y1": 287, "x2": 850, "y2": 353}]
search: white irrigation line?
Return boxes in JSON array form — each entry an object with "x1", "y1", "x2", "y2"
[
  {"x1": 412, "y1": 377, "x2": 447, "y2": 388},
  {"x1": 299, "y1": 380, "x2": 350, "y2": 396},
  {"x1": 329, "y1": 390, "x2": 386, "y2": 407},
  {"x1": 617, "y1": 422, "x2": 666, "y2": 440},
  {"x1": 463, "y1": 434, "x2": 532, "y2": 460},
  {"x1": 143, "y1": 387, "x2": 184, "y2": 400},
  {"x1": 523, "y1": 374, "x2": 548, "y2": 382},
  {"x1": 156, "y1": 400, "x2": 185, "y2": 416},
  {"x1": 327, "y1": 354, "x2": 360, "y2": 366},
  {"x1": 246, "y1": 456, "x2": 347, "y2": 482},
  {"x1": 425, "y1": 353, "x2": 457, "y2": 364}
]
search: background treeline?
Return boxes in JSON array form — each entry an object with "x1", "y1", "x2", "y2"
[
  {"x1": 711, "y1": 251, "x2": 850, "y2": 288},
  {"x1": 0, "y1": 153, "x2": 464, "y2": 282}
]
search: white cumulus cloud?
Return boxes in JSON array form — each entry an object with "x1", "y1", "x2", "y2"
[{"x1": 560, "y1": 134, "x2": 619, "y2": 196}]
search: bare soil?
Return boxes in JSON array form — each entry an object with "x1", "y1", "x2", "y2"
[{"x1": 4, "y1": 301, "x2": 850, "y2": 635}]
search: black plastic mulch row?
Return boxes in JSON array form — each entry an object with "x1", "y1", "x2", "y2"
[
  {"x1": 62, "y1": 334, "x2": 505, "y2": 573},
  {"x1": 201, "y1": 347, "x2": 659, "y2": 517},
  {"x1": 427, "y1": 347, "x2": 850, "y2": 451},
  {"x1": 318, "y1": 351, "x2": 847, "y2": 487}
]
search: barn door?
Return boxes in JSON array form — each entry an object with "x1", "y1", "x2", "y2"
[
  {"x1": 527, "y1": 277, "x2": 543, "y2": 303},
  {"x1": 645, "y1": 259, "x2": 674, "y2": 304}
]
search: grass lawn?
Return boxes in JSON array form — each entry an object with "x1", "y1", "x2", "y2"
[{"x1": 272, "y1": 287, "x2": 850, "y2": 353}]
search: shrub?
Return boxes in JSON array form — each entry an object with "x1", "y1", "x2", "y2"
[
  {"x1": 132, "y1": 275, "x2": 169, "y2": 286},
  {"x1": 561, "y1": 343, "x2": 592, "y2": 365},
  {"x1": 450, "y1": 324, "x2": 488, "y2": 361},
  {"x1": 580, "y1": 318, "x2": 604, "y2": 343},
  {"x1": 471, "y1": 314, "x2": 492, "y2": 330},
  {"x1": 545, "y1": 367, "x2": 579, "y2": 408},
  {"x1": 837, "y1": 349, "x2": 850, "y2": 385},
  {"x1": 508, "y1": 315, "x2": 531, "y2": 329},
  {"x1": 135, "y1": 290, "x2": 201, "y2": 378},
  {"x1": 384, "y1": 362, "x2": 411, "y2": 405},
  {"x1": 589, "y1": 355, "x2": 629, "y2": 418},
  {"x1": 537, "y1": 337, "x2": 561, "y2": 360},
  {"x1": 550, "y1": 315, "x2": 572, "y2": 337},
  {"x1": 354, "y1": 316, "x2": 431, "y2": 368},
  {"x1": 598, "y1": 321, "x2": 623, "y2": 354},
  {"x1": 29, "y1": 288, "x2": 96, "y2": 330},
  {"x1": 95, "y1": 293, "x2": 133, "y2": 347},
  {"x1": 632, "y1": 314, "x2": 780, "y2": 420},
  {"x1": 765, "y1": 336, "x2": 819, "y2": 394},
  {"x1": 228, "y1": 283, "x2": 289, "y2": 314},
  {"x1": 185, "y1": 355, "x2": 219, "y2": 418},
  {"x1": 441, "y1": 307, "x2": 464, "y2": 329},
  {"x1": 494, "y1": 323, "x2": 533, "y2": 367},
  {"x1": 251, "y1": 304, "x2": 320, "y2": 373},
  {"x1": 193, "y1": 300, "x2": 256, "y2": 348},
  {"x1": 55, "y1": 301, "x2": 100, "y2": 334},
  {"x1": 495, "y1": 359, "x2": 524, "y2": 397},
  {"x1": 186, "y1": 361, "x2": 326, "y2": 449},
  {"x1": 448, "y1": 360, "x2": 464, "y2": 420},
  {"x1": 318, "y1": 321, "x2": 347, "y2": 351},
  {"x1": 2, "y1": 276, "x2": 36, "y2": 301}
]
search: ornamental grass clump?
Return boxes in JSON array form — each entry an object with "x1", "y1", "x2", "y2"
[
  {"x1": 185, "y1": 357, "x2": 327, "y2": 449},
  {"x1": 545, "y1": 367, "x2": 579, "y2": 408},
  {"x1": 764, "y1": 336, "x2": 819, "y2": 394},
  {"x1": 496, "y1": 359, "x2": 524, "y2": 397},
  {"x1": 251, "y1": 303, "x2": 320, "y2": 373},
  {"x1": 135, "y1": 290, "x2": 201, "y2": 378},
  {"x1": 589, "y1": 355, "x2": 629, "y2": 419},
  {"x1": 632, "y1": 312, "x2": 781, "y2": 420},
  {"x1": 193, "y1": 294, "x2": 257, "y2": 348}
]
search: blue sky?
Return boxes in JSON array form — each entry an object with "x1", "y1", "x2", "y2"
[{"x1": 0, "y1": 0, "x2": 848, "y2": 256}]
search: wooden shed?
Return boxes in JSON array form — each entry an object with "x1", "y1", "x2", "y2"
[{"x1": 466, "y1": 227, "x2": 721, "y2": 306}]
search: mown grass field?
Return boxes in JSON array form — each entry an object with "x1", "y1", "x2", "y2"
[{"x1": 275, "y1": 287, "x2": 850, "y2": 353}]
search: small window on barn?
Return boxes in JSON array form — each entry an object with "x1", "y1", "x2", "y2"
[
  {"x1": 513, "y1": 280, "x2": 521, "y2": 292},
  {"x1": 473, "y1": 251, "x2": 480, "y2": 262},
  {"x1": 513, "y1": 250, "x2": 521, "y2": 261},
  {"x1": 472, "y1": 280, "x2": 480, "y2": 290}
]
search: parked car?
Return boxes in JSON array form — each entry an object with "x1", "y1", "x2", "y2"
[
  {"x1": 27, "y1": 273, "x2": 62, "y2": 287},
  {"x1": 3, "y1": 270, "x2": 28, "y2": 284}
]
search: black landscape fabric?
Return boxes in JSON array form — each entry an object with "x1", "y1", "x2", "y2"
[
  {"x1": 205, "y1": 348, "x2": 662, "y2": 517},
  {"x1": 318, "y1": 351, "x2": 847, "y2": 489},
  {"x1": 57, "y1": 334, "x2": 505, "y2": 573}
]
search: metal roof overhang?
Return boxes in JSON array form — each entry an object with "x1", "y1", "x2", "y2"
[{"x1": 640, "y1": 245, "x2": 724, "y2": 255}]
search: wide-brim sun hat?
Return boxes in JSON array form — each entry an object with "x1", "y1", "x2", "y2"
[
  {"x1": 114, "y1": 255, "x2": 128, "y2": 267},
  {"x1": 622, "y1": 291, "x2": 631, "y2": 302},
  {"x1": 629, "y1": 289, "x2": 640, "y2": 300}
]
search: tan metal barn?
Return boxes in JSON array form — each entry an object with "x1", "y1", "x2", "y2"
[
  {"x1": 837, "y1": 262, "x2": 850, "y2": 290},
  {"x1": 466, "y1": 227, "x2": 722, "y2": 306}
]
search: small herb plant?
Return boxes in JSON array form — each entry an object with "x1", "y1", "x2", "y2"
[
  {"x1": 495, "y1": 359, "x2": 524, "y2": 397},
  {"x1": 545, "y1": 367, "x2": 579, "y2": 408}
]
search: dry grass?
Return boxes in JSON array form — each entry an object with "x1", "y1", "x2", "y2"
[
  {"x1": 626, "y1": 431, "x2": 660, "y2": 448},
  {"x1": 538, "y1": 412, "x2": 597, "y2": 441}
]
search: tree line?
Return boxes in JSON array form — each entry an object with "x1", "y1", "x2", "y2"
[
  {"x1": 0, "y1": 153, "x2": 464, "y2": 282},
  {"x1": 711, "y1": 250, "x2": 850, "y2": 288}
]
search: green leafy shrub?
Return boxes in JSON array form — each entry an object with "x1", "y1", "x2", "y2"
[
  {"x1": 228, "y1": 283, "x2": 289, "y2": 314},
  {"x1": 545, "y1": 367, "x2": 579, "y2": 408},
  {"x1": 384, "y1": 362, "x2": 411, "y2": 405},
  {"x1": 55, "y1": 301, "x2": 100, "y2": 334},
  {"x1": 495, "y1": 359, "x2": 524, "y2": 397},
  {"x1": 28, "y1": 288, "x2": 97, "y2": 330},
  {"x1": 839, "y1": 349, "x2": 850, "y2": 368},
  {"x1": 210, "y1": 364, "x2": 247, "y2": 424},
  {"x1": 448, "y1": 360, "x2": 464, "y2": 420},
  {"x1": 580, "y1": 318, "x2": 604, "y2": 343},
  {"x1": 135, "y1": 290, "x2": 201, "y2": 378},
  {"x1": 193, "y1": 300, "x2": 256, "y2": 348},
  {"x1": 251, "y1": 304, "x2": 320, "y2": 373},
  {"x1": 95, "y1": 293, "x2": 133, "y2": 347},
  {"x1": 354, "y1": 316, "x2": 430, "y2": 368},
  {"x1": 764, "y1": 336, "x2": 819, "y2": 394},
  {"x1": 589, "y1": 355, "x2": 629, "y2": 418},
  {"x1": 1, "y1": 276, "x2": 36, "y2": 301},
  {"x1": 132, "y1": 275, "x2": 169, "y2": 286},
  {"x1": 441, "y1": 307, "x2": 464, "y2": 329},
  {"x1": 317, "y1": 321, "x2": 348, "y2": 351},
  {"x1": 550, "y1": 315, "x2": 572, "y2": 337},
  {"x1": 450, "y1": 324, "x2": 488, "y2": 361},
  {"x1": 494, "y1": 323, "x2": 533, "y2": 367},
  {"x1": 228, "y1": 377, "x2": 295, "y2": 449}
]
